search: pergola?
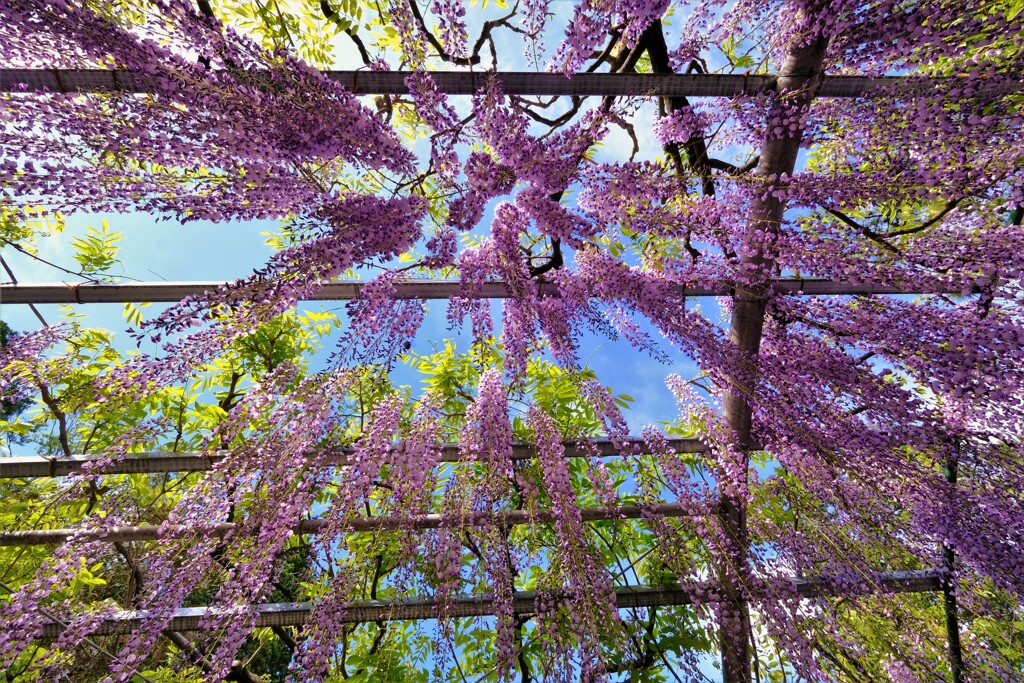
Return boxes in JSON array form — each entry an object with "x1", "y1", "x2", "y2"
[{"x1": 2, "y1": 7, "x2": 1020, "y2": 680}]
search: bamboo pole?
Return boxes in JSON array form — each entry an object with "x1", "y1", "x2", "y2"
[{"x1": 38, "y1": 572, "x2": 942, "y2": 638}]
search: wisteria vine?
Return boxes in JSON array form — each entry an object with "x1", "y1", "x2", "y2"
[{"x1": 1, "y1": 0, "x2": 1023, "y2": 682}]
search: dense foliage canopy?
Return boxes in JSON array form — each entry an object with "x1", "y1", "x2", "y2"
[{"x1": 1, "y1": 0, "x2": 1023, "y2": 681}]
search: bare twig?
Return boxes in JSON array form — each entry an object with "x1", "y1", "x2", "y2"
[
  {"x1": 0, "y1": 253, "x2": 47, "y2": 326},
  {"x1": 517, "y1": 95, "x2": 584, "y2": 127},
  {"x1": 0, "y1": 237, "x2": 119, "y2": 284}
]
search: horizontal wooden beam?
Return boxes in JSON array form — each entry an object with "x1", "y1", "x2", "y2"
[
  {"x1": 1, "y1": 438, "x2": 711, "y2": 478},
  {"x1": 0, "y1": 502, "x2": 696, "y2": 546},
  {"x1": 39, "y1": 571, "x2": 942, "y2": 637},
  {"x1": 0, "y1": 278, "x2": 954, "y2": 305},
  {"x1": 2, "y1": 69, "x2": 1019, "y2": 98}
]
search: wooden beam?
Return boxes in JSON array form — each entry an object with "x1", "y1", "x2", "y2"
[
  {"x1": 1, "y1": 70, "x2": 1019, "y2": 98},
  {"x1": 0, "y1": 278, "x2": 958, "y2": 305},
  {"x1": 0, "y1": 502, "x2": 697, "y2": 546},
  {"x1": 0, "y1": 438, "x2": 713, "y2": 479},
  {"x1": 38, "y1": 572, "x2": 942, "y2": 638}
]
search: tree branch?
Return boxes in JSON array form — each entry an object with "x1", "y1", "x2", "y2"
[
  {"x1": 528, "y1": 238, "x2": 563, "y2": 278},
  {"x1": 517, "y1": 96, "x2": 583, "y2": 127},
  {"x1": 468, "y1": 9, "x2": 521, "y2": 65},
  {"x1": 195, "y1": 0, "x2": 215, "y2": 19},
  {"x1": 709, "y1": 156, "x2": 760, "y2": 175},
  {"x1": 825, "y1": 208, "x2": 902, "y2": 255},
  {"x1": 586, "y1": 26, "x2": 625, "y2": 73},
  {"x1": 881, "y1": 198, "x2": 961, "y2": 238},
  {"x1": 644, "y1": 20, "x2": 715, "y2": 197},
  {"x1": 37, "y1": 382, "x2": 71, "y2": 457},
  {"x1": 407, "y1": 0, "x2": 481, "y2": 65},
  {"x1": 320, "y1": 1, "x2": 372, "y2": 65}
]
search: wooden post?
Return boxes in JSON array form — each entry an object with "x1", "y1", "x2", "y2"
[{"x1": 943, "y1": 455, "x2": 964, "y2": 683}]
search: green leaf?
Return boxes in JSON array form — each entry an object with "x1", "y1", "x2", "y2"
[{"x1": 70, "y1": 222, "x2": 123, "y2": 275}]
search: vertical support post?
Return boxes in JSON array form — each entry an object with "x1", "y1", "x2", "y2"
[{"x1": 943, "y1": 456, "x2": 963, "y2": 683}]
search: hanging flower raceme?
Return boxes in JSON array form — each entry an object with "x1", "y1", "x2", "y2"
[
  {"x1": 653, "y1": 105, "x2": 712, "y2": 146},
  {"x1": 472, "y1": 79, "x2": 608, "y2": 196},
  {"x1": 4, "y1": 0, "x2": 1024, "y2": 681},
  {"x1": 448, "y1": 151, "x2": 516, "y2": 231},
  {"x1": 104, "y1": 192, "x2": 426, "y2": 397},
  {"x1": 665, "y1": 375, "x2": 751, "y2": 503},
  {"x1": 191, "y1": 368, "x2": 349, "y2": 677},
  {"x1": 0, "y1": 0, "x2": 412, "y2": 218},
  {"x1": 552, "y1": 0, "x2": 671, "y2": 73},
  {"x1": 336, "y1": 270, "x2": 427, "y2": 369},
  {"x1": 289, "y1": 392, "x2": 405, "y2": 681},
  {"x1": 1, "y1": 1, "x2": 431, "y2": 414},
  {"x1": 0, "y1": 324, "x2": 66, "y2": 405},
  {"x1": 0, "y1": 533, "x2": 120, "y2": 668},
  {"x1": 529, "y1": 407, "x2": 620, "y2": 670},
  {"x1": 449, "y1": 370, "x2": 524, "y2": 675},
  {"x1": 406, "y1": 71, "x2": 462, "y2": 185}
]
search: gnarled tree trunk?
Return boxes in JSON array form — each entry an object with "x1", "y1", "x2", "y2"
[{"x1": 720, "y1": 31, "x2": 829, "y2": 683}]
